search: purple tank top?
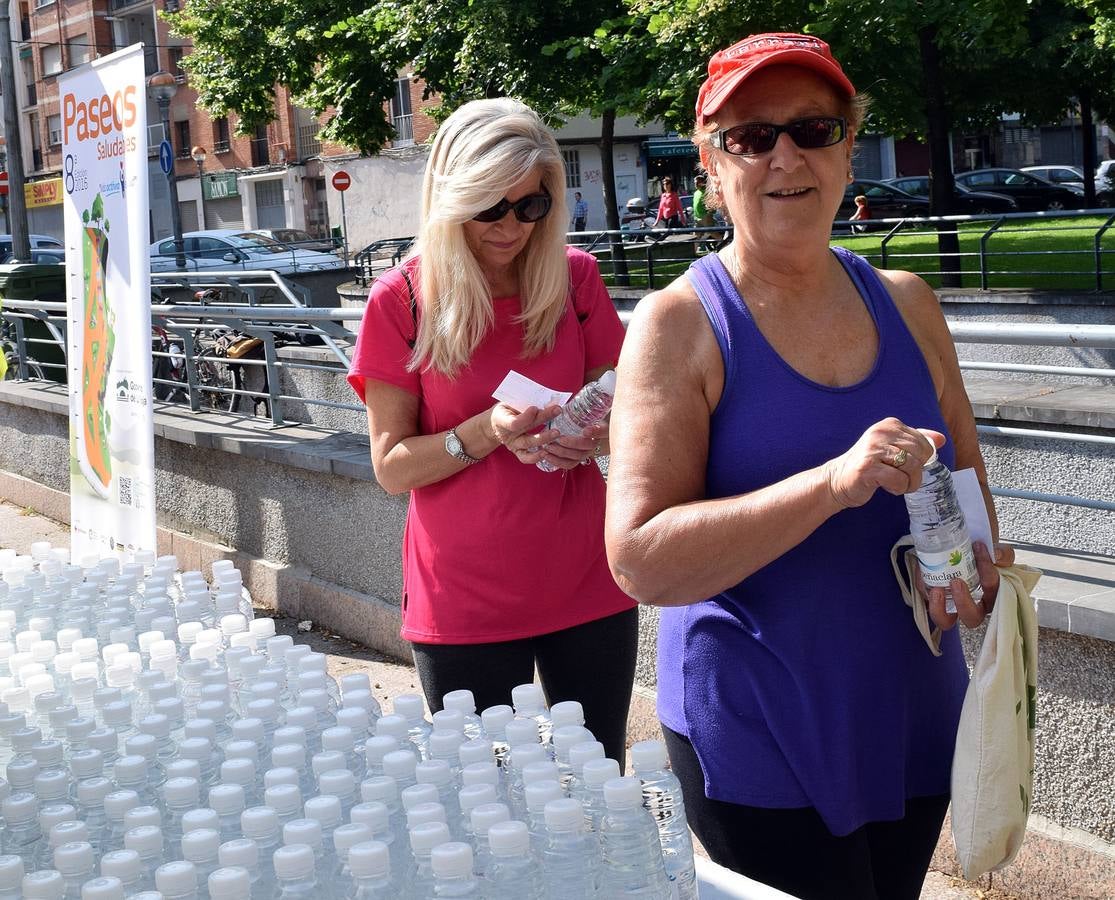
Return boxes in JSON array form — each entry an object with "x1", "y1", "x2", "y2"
[{"x1": 657, "y1": 247, "x2": 968, "y2": 836}]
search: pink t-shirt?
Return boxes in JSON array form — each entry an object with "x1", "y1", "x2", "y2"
[{"x1": 347, "y1": 246, "x2": 635, "y2": 644}]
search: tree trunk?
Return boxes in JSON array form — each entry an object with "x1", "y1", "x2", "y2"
[
  {"x1": 599, "y1": 106, "x2": 628, "y2": 285},
  {"x1": 919, "y1": 25, "x2": 961, "y2": 288},
  {"x1": 1079, "y1": 89, "x2": 1098, "y2": 207}
]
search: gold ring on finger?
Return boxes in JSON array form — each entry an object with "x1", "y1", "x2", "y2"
[{"x1": 891, "y1": 447, "x2": 909, "y2": 467}]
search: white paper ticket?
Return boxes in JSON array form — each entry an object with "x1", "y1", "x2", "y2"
[{"x1": 492, "y1": 370, "x2": 572, "y2": 412}]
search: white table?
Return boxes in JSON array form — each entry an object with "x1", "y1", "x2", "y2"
[{"x1": 695, "y1": 856, "x2": 800, "y2": 899}]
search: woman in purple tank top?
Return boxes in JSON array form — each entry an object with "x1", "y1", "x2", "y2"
[{"x1": 605, "y1": 33, "x2": 1014, "y2": 900}]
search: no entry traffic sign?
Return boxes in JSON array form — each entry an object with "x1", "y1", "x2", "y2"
[{"x1": 332, "y1": 171, "x2": 351, "y2": 191}]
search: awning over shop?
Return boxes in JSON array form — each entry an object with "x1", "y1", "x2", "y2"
[{"x1": 645, "y1": 140, "x2": 698, "y2": 158}]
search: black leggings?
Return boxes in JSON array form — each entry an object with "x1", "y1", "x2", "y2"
[
  {"x1": 411, "y1": 608, "x2": 639, "y2": 765},
  {"x1": 663, "y1": 725, "x2": 948, "y2": 900}
]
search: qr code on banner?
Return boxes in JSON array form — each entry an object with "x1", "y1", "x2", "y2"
[{"x1": 118, "y1": 476, "x2": 133, "y2": 507}]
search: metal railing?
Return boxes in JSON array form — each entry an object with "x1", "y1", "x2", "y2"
[{"x1": 352, "y1": 238, "x2": 416, "y2": 285}]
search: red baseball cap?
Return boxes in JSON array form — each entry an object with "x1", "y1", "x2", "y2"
[{"x1": 696, "y1": 33, "x2": 856, "y2": 125}]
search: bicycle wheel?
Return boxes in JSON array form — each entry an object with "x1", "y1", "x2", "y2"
[{"x1": 198, "y1": 354, "x2": 237, "y2": 412}]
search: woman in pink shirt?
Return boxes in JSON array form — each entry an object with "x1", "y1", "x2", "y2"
[
  {"x1": 653, "y1": 176, "x2": 686, "y2": 228},
  {"x1": 347, "y1": 98, "x2": 637, "y2": 761}
]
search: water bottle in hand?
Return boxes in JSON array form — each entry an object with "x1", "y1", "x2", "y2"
[{"x1": 536, "y1": 371, "x2": 616, "y2": 472}]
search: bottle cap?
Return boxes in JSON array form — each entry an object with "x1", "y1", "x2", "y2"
[
  {"x1": 76, "y1": 776, "x2": 113, "y2": 805},
  {"x1": 457, "y1": 740, "x2": 494, "y2": 768},
  {"x1": 400, "y1": 783, "x2": 439, "y2": 811},
  {"x1": 916, "y1": 429, "x2": 940, "y2": 467},
  {"x1": 218, "y1": 838, "x2": 258, "y2": 869},
  {"x1": 281, "y1": 818, "x2": 322, "y2": 850},
  {"x1": 246, "y1": 698, "x2": 280, "y2": 724},
  {"x1": 249, "y1": 618, "x2": 276, "y2": 640},
  {"x1": 113, "y1": 755, "x2": 147, "y2": 786},
  {"x1": 415, "y1": 759, "x2": 452, "y2": 788},
  {"x1": 123, "y1": 804, "x2": 162, "y2": 831},
  {"x1": 53, "y1": 840, "x2": 95, "y2": 875},
  {"x1": 269, "y1": 743, "x2": 305, "y2": 771},
  {"x1": 320, "y1": 726, "x2": 354, "y2": 753},
  {"x1": 488, "y1": 818, "x2": 530, "y2": 856},
  {"x1": 525, "y1": 779, "x2": 564, "y2": 812},
  {"x1": 544, "y1": 797, "x2": 585, "y2": 830},
  {"x1": 603, "y1": 775, "x2": 644, "y2": 810},
  {"x1": 155, "y1": 860, "x2": 197, "y2": 895},
  {"x1": 510, "y1": 744, "x2": 546, "y2": 771},
  {"x1": 124, "y1": 733, "x2": 157, "y2": 761},
  {"x1": 38, "y1": 803, "x2": 77, "y2": 832},
  {"x1": 430, "y1": 709, "x2": 465, "y2": 734},
  {"x1": 263, "y1": 784, "x2": 301, "y2": 817},
  {"x1": 405, "y1": 801, "x2": 446, "y2": 829},
  {"x1": 552, "y1": 725, "x2": 593, "y2": 758},
  {"x1": 240, "y1": 806, "x2": 280, "y2": 841},
  {"x1": 103, "y1": 790, "x2": 140, "y2": 822},
  {"x1": 431, "y1": 841, "x2": 473, "y2": 879},
  {"x1": 441, "y1": 689, "x2": 476, "y2": 716},
  {"x1": 182, "y1": 807, "x2": 221, "y2": 835},
  {"x1": 167, "y1": 760, "x2": 202, "y2": 786},
  {"x1": 521, "y1": 760, "x2": 560, "y2": 785},
  {"x1": 49, "y1": 820, "x2": 89, "y2": 848},
  {"x1": 392, "y1": 694, "x2": 426, "y2": 724},
  {"x1": 34, "y1": 770, "x2": 70, "y2": 801},
  {"x1": 81, "y1": 876, "x2": 124, "y2": 900},
  {"x1": 408, "y1": 820, "x2": 451, "y2": 853},
  {"x1": 162, "y1": 777, "x2": 200, "y2": 807},
  {"x1": 469, "y1": 801, "x2": 510, "y2": 836},
  {"x1": 310, "y1": 750, "x2": 345, "y2": 778},
  {"x1": 0, "y1": 855, "x2": 22, "y2": 889},
  {"x1": 596, "y1": 368, "x2": 617, "y2": 395},
  {"x1": 460, "y1": 762, "x2": 499, "y2": 790},
  {"x1": 341, "y1": 689, "x2": 375, "y2": 713},
  {"x1": 374, "y1": 714, "x2": 409, "y2": 743},
  {"x1": 100, "y1": 849, "x2": 142, "y2": 881},
  {"x1": 21, "y1": 870, "x2": 65, "y2": 900},
  {"x1": 582, "y1": 757, "x2": 621, "y2": 787},
  {"x1": 458, "y1": 783, "x2": 498, "y2": 815},
  {"x1": 124, "y1": 824, "x2": 164, "y2": 855},
  {"x1": 299, "y1": 688, "x2": 329, "y2": 713},
  {"x1": 346, "y1": 840, "x2": 390, "y2": 878},
  {"x1": 220, "y1": 758, "x2": 255, "y2": 787},
  {"x1": 334, "y1": 707, "x2": 369, "y2": 734},
  {"x1": 427, "y1": 730, "x2": 463, "y2": 761},
  {"x1": 507, "y1": 719, "x2": 544, "y2": 752},
  {"x1": 184, "y1": 718, "x2": 218, "y2": 744},
  {"x1": 226, "y1": 742, "x2": 260, "y2": 766},
  {"x1": 629, "y1": 739, "x2": 668, "y2": 773},
  {"x1": 263, "y1": 767, "x2": 299, "y2": 790},
  {"x1": 181, "y1": 828, "x2": 221, "y2": 863},
  {"x1": 272, "y1": 844, "x2": 314, "y2": 879},
  {"x1": 6, "y1": 759, "x2": 39, "y2": 791},
  {"x1": 303, "y1": 795, "x2": 342, "y2": 829},
  {"x1": 340, "y1": 672, "x2": 371, "y2": 696},
  {"x1": 231, "y1": 720, "x2": 264, "y2": 745},
  {"x1": 348, "y1": 800, "x2": 388, "y2": 833},
  {"x1": 359, "y1": 775, "x2": 398, "y2": 805},
  {"x1": 208, "y1": 866, "x2": 250, "y2": 900},
  {"x1": 318, "y1": 769, "x2": 355, "y2": 798},
  {"x1": 332, "y1": 822, "x2": 372, "y2": 856},
  {"x1": 177, "y1": 737, "x2": 213, "y2": 763},
  {"x1": 208, "y1": 784, "x2": 246, "y2": 816},
  {"x1": 138, "y1": 714, "x2": 170, "y2": 740},
  {"x1": 69, "y1": 748, "x2": 105, "y2": 780},
  {"x1": 380, "y1": 748, "x2": 417, "y2": 782},
  {"x1": 569, "y1": 741, "x2": 606, "y2": 775},
  {"x1": 511, "y1": 683, "x2": 546, "y2": 716},
  {"x1": 2, "y1": 792, "x2": 37, "y2": 823}
]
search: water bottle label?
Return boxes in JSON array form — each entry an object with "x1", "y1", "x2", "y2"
[{"x1": 915, "y1": 547, "x2": 981, "y2": 594}]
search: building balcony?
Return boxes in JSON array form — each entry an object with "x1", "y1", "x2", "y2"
[
  {"x1": 298, "y1": 125, "x2": 321, "y2": 160},
  {"x1": 392, "y1": 114, "x2": 414, "y2": 147}
]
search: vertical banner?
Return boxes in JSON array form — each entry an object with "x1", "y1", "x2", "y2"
[{"x1": 60, "y1": 45, "x2": 155, "y2": 563}]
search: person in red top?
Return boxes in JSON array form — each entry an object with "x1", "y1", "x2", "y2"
[
  {"x1": 347, "y1": 97, "x2": 637, "y2": 761},
  {"x1": 653, "y1": 176, "x2": 686, "y2": 228}
]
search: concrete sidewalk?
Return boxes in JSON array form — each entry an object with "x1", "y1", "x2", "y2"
[{"x1": 0, "y1": 500, "x2": 1013, "y2": 899}]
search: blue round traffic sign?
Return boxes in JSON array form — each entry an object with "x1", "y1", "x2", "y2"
[{"x1": 159, "y1": 140, "x2": 173, "y2": 175}]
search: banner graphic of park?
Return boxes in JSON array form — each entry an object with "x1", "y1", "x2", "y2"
[{"x1": 60, "y1": 44, "x2": 156, "y2": 563}]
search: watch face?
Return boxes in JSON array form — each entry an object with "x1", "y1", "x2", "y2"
[{"x1": 446, "y1": 432, "x2": 463, "y2": 455}]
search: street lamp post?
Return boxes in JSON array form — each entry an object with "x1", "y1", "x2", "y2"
[
  {"x1": 191, "y1": 146, "x2": 207, "y2": 229},
  {"x1": 147, "y1": 71, "x2": 185, "y2": 270}
]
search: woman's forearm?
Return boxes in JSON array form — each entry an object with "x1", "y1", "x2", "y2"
[{"x1": 372, "y1": 409, "x2": 501, "y2": 494}]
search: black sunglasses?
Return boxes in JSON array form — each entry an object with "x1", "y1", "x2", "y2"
[
  {"x1": 712, "y1": 116, "x2": 847, "y2": 157},
  {"x1": 472, "y1": 189, "x2": 553, "y2": 223}
]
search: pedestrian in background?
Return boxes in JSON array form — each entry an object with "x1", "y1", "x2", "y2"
[
  {"x1": 606, "y1": 32, "x2": 1009, "y2": 899},
  {"x1": 348, "y1": 98, "x2": 637, "y2": 763},
  {"x1": 653, "y1": 176, "x2": 686, "y2": 228},
  {"x1": 571, "y1": 191, "x2": 589, "y2": 232}
]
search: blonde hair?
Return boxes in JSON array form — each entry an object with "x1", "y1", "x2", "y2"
[{"x1": 408, "y1": 98, "x2": 570, "y2": 375}]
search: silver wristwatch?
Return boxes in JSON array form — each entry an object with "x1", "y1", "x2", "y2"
[{"x1": 445, "y1": 427, "x2": 481, "y2": 465}]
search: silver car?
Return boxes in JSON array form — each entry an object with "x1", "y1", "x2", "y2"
[{"x1": 149, "y1": 230, "x2": 346, "y2": 274}]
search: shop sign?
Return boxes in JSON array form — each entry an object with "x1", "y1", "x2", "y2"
[{"x1": 203, "y1": 172, "x2": 240, "y2": 200}]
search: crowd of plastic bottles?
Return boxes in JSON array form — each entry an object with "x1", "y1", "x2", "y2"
[{"x1": 0, "y1": 542, "x2": 698, "y2": 899}]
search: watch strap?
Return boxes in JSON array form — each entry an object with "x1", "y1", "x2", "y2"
[{"x1": 446, "y1": 427, "x2": 482, "y2": 465}]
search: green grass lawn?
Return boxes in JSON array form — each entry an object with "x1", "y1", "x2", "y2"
[{"x1": 594, "y1": 215, "x2": 1115, "y2": 291}]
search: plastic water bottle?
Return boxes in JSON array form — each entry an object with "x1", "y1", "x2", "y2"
[
  {"x1": 180, "y1": 829, "x2": 221, "y2": 896},
  {"x1": 478, "y1": 707, "x2": 513, "y2": 773},
  {"x1": 403, "y1": 821, "x2": 450, "y2": 900},
  {"x1": 207, "y1": 866, "x2": 251, "y2": 900},
  {"x1": 541, "y1": 797, "x2": 600, "y2": 900},
  {"x1": 581, "y1": 758, "x2": 620, "y2": 833},
  {"x1": 536, "y1": 370, "x2": 616, "y2": 472},
  {"x1": 346, "y1": 840, "x2": 395, "y2": 898},
  {"x1": 487, "y1": 819, "x2": 543, "y2": 898},
  {"x1": 523, "y1": 781, "x2": 563, "y2": 859},
  {"x1": 217, "y1": 840, "x2": 265, "y2": 900},
  {"x1": 208, "y1": 786, "x2": 247, "y2": 844},
  {"x1": 155, "y1": 860, "x2": 199, "y2": 900},
  {"x1": 272, "y1": 844, "x2": 318, "y2": 899},
  {"x1": 631, "y1": 740, "x2": 698, "y2": 900},
  {"x1": 124, "y1": 825, "x2": 165, "y2": 891},
  {"x1": 391, "y1": 697, "x2": 431, "y2": 761},
  {"x1": 431, "y1": 842, "x2": 480, "y2": 897},
  {"x1": 903, "y1": 444, "x2": 983, "y2": 614},
  {"x1": 79, "y1": 876, "x2": 125, "y2": 900},
  {"x1": 99, "y1": 848, "x2": 145, "y2": 896},
  {"x1": 467, "y1": 802, "x2": 509, "y2": 881},
  {"x1": 597, "y1": 777, "x2": 671, "y2": 899},
  {"x1": 551, "y1": 726, "x2": 593, "y2": 792},
  {"x1": 457, "y1": 784, "x2": 497, "y2": 844},
  {"x1": 1, "y1": 792, "x2": 42, "y2": 869},
  {"x1": 54, "y1": 839, "x2": 97, "y2": 899},
  {"x1": 510, "y1": 685, "x2": 552, "y2": 747},
  {"x1": 440, "y1": 692, "x2": 482, "y2": 741},
  {"x1": 22, "y1": 869, "x2": 66, "y2": 899},
  {"x1": 0, "y1": 854, "x2": 22, "y2": 900}
]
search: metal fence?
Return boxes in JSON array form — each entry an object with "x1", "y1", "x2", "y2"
[{"x1": 2, "y1": 280, "x2": 1112, "y2": 513}]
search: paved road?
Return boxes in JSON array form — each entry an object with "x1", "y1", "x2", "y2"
[{"x1": 0, "y1": 500, "x2": 1014, "y2": 899}]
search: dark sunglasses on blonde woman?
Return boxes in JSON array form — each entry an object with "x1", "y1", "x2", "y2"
[
  {"x1": 472, "y1": 189, "x2": 553, "y2": 223},
  {"x1": 712, "y1": 116, "x2": 847, "y2": 157}
]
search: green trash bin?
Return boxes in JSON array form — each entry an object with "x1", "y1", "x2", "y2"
[{"x1": 0, "y1": 261, "x2": 67, "y2": 383}]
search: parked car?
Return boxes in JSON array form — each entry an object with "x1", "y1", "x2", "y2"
[
  {"x1": 0, "y1": 249, "x2": 64, "y2": 265},
  {"x1": 838, "y1": 180, "x2": 930, "y2": 224},
  {"x1": 248, "y1": 228, "x2": 337, "y2": 254},
  {"x1": 884, "y1": 176, "x2": 1018, "y2": 214},
  {"x1": 1096, "y1": 159, "x2": 1115, "y2": 187},
  {"x1": 1021, "y1": 165, "x2": 1084, "y2": 190},
  {"x1": 0, "y1": 234, "x2": 64, "y2": 259},
  {"x1": 149, "y1": 230, "x2": 346, "y2": 274},
  {"x1": 954, "y1": 168, "x2": 1083, "y2": 211}
]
